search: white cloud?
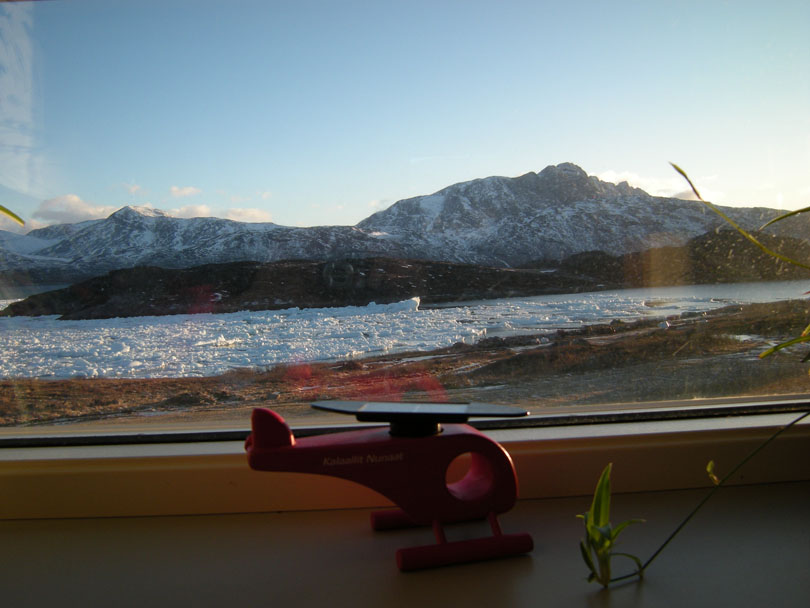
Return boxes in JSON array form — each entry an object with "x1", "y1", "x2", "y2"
[
  {"x1": 32, "y1": 194, "x2": 118, "y2": 224},
  {"x1": 671, "y1": 189, "x2": 701, "y2": 201},
  {"x1": 598, "y1": 169, "x2": 725, "y2": 203},
  {"x1": 259, "y1": 191, "x2": 272, "y2": 200},
  {"x1": 167, "y1": 204, "x2": 212, "y2": 218},
  {"x1": 123, "y1": 182, "x2": 141, "y2": 195},
  {"x1": 169, "y1": 185, "x2": 202, "y2": 198},
  {"x1": 224, "y1": 208, "x2": 273, "y2": 223}
]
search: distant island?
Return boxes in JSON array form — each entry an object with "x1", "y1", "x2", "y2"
[
  {"x1": 0, "y1": 257, "x2": 604, "y2": 320},
  {"x1": 3, "y1": 229, "x2": 809, "y2": 320}
]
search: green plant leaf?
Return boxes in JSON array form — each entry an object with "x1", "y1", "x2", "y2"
[
  {"x1": 579, "y1": 540, "x2": 597, "y2": 576},
  {"x1": 0, "y1": 205, "x2": 24, "y2": 226},
  {"x1": 706, "y1": 460, "x2": 720, "y2": 485},
  {"x1": 759, "y1": 206, "x2": 810, "y2": 230},
  {"x1": 594, "y1": 524, "x2": 614, "y2": 549},
  {"x1": 586, "y1": 523, "x2": 607, "y2": 550},
  {"x1": 758, "y1": 334, "x2": 810, "y2": 358},
  {"x1": 578, "y1": 463, "x2": 646, "y2": 587},
  {"x1": 591, "y1": 463, "x2": 613, "y2": 528},
  {"x1": 611, "y1": 518, "x2": 645, "y2": 540},
  {"x1": 670, "y1": 162, "x2": 704, "y2": 200}
]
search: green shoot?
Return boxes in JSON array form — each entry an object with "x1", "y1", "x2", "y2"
[
  {"x1": 577, "y1": 463, "x2": 644, "y2": 587},
  {"x1": 583, "y1": 411, "x2": 809, "y2": 588}
]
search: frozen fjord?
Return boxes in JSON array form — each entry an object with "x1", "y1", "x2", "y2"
[{"x1": 0, "y1": 281, "x2": 804, "y2": 379}]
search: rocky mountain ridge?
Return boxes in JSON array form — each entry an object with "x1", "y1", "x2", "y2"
[
  {"x1": 556, "y1": 230, "x2": 810, "y2": 286},
  {"x1": 5, "y1": 228, "x2": 809, "y2": 321},
  {"x1": 1, "y1": 163, "x2": 804, "y2": 285}
]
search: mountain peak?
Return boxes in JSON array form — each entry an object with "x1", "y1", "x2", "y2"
[
  {"x1": 530, "y1": 162, "x2": 609, "y2": 203},
  {"x1": 110, "y1": 206, "x2": 169, "y2": 220},
  {"x1": 540, "y1": 162, "x2": 588, "y2": 178}
]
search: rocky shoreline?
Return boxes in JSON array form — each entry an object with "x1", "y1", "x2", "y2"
[
  {"x1": 3, "y1": 299, "x2": 809, "y2": 428},
  {"x1": 0, "y1": 257, "x2": 605, "y2": 320}
]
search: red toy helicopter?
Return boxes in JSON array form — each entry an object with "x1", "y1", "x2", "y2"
[{"x1": 245, "y1": 400, "x2": 534, "y2": 571}]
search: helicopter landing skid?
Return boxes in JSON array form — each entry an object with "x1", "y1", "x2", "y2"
[{"x1": 372, "y1": 510, "x2": 534, "y2": 571}]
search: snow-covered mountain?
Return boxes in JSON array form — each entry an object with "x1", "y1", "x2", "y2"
[
  {"x1": 357, "y1": 163, "x2": 795, "y2": 265},
  {"x1": 0, "y1": 207, "x2": 410, "y2": 284},
  {"x1": 0, "y1": 163, "x2": 800, "y2": 284}
]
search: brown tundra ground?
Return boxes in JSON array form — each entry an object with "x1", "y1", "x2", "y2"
[{"x1": 2, "y1": 300, "x2": 810, "y2": 433}]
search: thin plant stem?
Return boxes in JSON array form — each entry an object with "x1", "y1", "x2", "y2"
[
  {"x1": 669, "y1": 162, "x2": 810, "y2": 271},
  {"x1": 0, "y1": 205, "x2": 24, "y2": 226},
  {"x1": 609, "y1": 410, "x2": 810, "y2": 584}
]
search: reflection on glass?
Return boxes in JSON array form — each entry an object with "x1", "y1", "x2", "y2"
[{"x1": 1, "y1": 1, "x2": 809, "y2": 432}]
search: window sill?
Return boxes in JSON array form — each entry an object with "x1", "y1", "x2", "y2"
[
  {"x1": 2, "y1": 410, "x2": 808, "y2": 607},
  {"x1": 1, "y1": 480, "x2": 808, "y2": 607},
  {"x1": 2, "y1": 411, "x2": 808, "y2": 520}
]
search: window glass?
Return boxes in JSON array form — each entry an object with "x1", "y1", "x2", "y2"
[{"x1": 1, "y1": 0, "x2": 809, "y2": 437}]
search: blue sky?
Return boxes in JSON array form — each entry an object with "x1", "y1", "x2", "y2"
[{"x1": 1, "y1": 0, "x2": 808, "y2": 231}]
